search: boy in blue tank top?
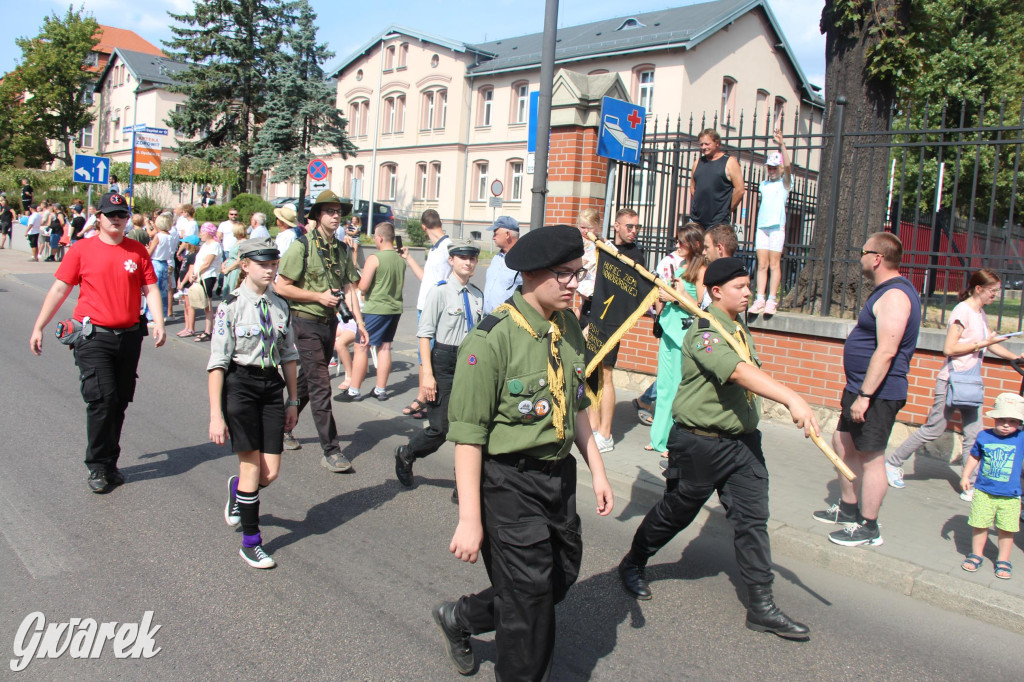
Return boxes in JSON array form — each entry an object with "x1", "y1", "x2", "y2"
[{"x1": 960, "y1": 392, "x2": 1024, "y2": 579}]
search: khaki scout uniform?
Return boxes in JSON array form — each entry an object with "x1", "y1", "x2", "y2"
[
  {"x1": 628, "y1": 303, "x2": 777, "y2": 590},
  {"x1": 277, "y1": 228, "x2": 359, "y2": 458},
  {"x1": 445, "y1": 289, "x2": 590, "y2": 681},
  {"x1": 207, "y1": 285, "x2": 299, "y2": 454}
]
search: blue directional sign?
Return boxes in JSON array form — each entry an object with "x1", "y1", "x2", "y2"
[
  {"x1": 122, "y1": 125, "x2": 169, "y2": 136},
  {"x1": 597, "y1": 96, "x2": 646, "y2": 164},
  {"x1": 73, "y1": 154, "x2": 111, "y2": 185}
]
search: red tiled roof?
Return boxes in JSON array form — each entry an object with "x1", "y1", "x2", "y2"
[{"x1": 93, "y1": 25, "x2": 164, "y2": 58}]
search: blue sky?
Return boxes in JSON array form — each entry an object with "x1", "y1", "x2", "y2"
[{"x1": 1, "y1": 0, "x2": 826, "y2": 87}]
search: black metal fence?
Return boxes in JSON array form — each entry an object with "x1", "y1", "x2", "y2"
[{"x1": 611, "y1": 98, "x2": 1024, "y2": 331}]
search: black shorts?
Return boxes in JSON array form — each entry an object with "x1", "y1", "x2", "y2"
[
  {"x1": 27, "y1": 234, "x2": 39, "y2": 248},
  {"x1": 202, "y1": 277, "x2": 216, "y2": 298},
  {"x1": 0, "y1": 223, "x2": 11, "y2": 236},
  {"x1": 836, "y1": 389, "x2": 906, "y2": 452},
  {"x1": 222, "y1": 364, "x2": 286, "y2": 454}
]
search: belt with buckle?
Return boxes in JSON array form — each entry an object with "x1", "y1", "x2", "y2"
[
  {"x1": 93, "y1": 323, "x2": 140, "y2": 335},
  {"x1": 293, "y1": 310, "x2": 332, "y2": 325}
]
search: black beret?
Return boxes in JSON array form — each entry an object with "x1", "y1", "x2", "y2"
[
  {"x1": 703, "y1": 257, "x2": 748, "y2": 288},
  {"x1": 504, "y1": 225, "x2": 584, "y2": 271}
]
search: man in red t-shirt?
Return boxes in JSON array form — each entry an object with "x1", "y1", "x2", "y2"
[{"x1": 30, "y1": 192, "x2": 166, "y2": 493}]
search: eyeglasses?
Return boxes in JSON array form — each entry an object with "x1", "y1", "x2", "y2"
[
  {"x1": 860, "y1": 249, "x2": 881, "y2": 257},
  {"x1": 547, "y1": 267, "x2": 588, "y2": 284},
  {"x1": 320, "y1": 208, "x2": 343, "y2": 216}
]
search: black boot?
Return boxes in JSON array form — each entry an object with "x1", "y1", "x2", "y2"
[
  {"x1": 745, "y1": 584, "x2": 810, "y2": 640},
  {"x1": 618, "y1": 555, "x2": 652, "y2": 600},
  {"x1": 394, "y1": 445, "x2": 415, "y2": 487}
]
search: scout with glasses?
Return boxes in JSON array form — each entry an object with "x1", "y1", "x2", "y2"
[
  {"x1": 29, "y1": 192, "x2": 166, "y2": 494},
  {"x1": 276, "y1": 190, "x2": 368, "y2": 473},
  {"x1": 208, "y1": 238, "x2": 300, "y2": 569},
  {"x1": 432, "y1": 225, "x2": 613, "y2": 679}
]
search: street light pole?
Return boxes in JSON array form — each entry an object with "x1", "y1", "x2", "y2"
[{"x1": 529, "y1": 0, "x2": 559, "y2": 230}]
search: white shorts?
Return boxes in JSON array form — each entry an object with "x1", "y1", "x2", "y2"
[{"x1": 755, "y1": 226, "x2": 784, "y2": 252}]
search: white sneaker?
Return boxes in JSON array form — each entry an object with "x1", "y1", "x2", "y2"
[
  {"x1": 960, "y1": 489, "x2": 974, "y2": 502},
  {"x1": 885, "y1": 463, "x2": 905, "y2": 489},
  {"x1": 595, "y1": 433, "x2": 615, "y2": 453}
]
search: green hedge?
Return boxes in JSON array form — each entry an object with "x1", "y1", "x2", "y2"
[
  {"x1": 404, "y1": 218, "x2": 428, "y2": 247},
  {"x1": 195, "y1": 193, "x2": 274, "y2": 225}
]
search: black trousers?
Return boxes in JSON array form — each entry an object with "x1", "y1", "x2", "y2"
[
  {"x1": 454, "y1": 455, "x2": 583, "y2": 682},
  {"x1": 628, "y1": 424, "x2": 773, "y2": 588},
  {"x1": 407, "y1": 343, "x2": 457, "y2": 459},
  {"x1": 293, "y1": 316, "x2": 340, "y2": 455},
  {"x1": 72, "y1": 328, "x2": 144, "y2": 473}
]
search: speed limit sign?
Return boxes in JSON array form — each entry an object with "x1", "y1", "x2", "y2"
[{"x1": 490, "y1": 179, "x2": 504, "y2": 197}]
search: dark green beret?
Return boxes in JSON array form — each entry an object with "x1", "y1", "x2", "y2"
[
  {"x1": 703, "y1": 257, "x2": 748, "y2": 288},
  {"x1": 504, "y1": 225, "x2": 584, "y2": 271}
]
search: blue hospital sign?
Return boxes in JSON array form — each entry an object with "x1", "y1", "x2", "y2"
[{"x1": 597, "y1": 97, "x2": 646, "y2": 165}]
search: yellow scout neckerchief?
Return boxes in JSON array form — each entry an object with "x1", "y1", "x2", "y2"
[{"x1": 493, "y1": 303, "x2": 568, "y2": 440}]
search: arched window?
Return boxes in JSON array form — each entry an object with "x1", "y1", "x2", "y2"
[
  {"x1": 773, "y1": 96, "x2": 787, "y2": 128},
  {"x1": 112, "y1": 109, "x2": 121, "y2": 142},
  {"x1": 429, "y1": 162, "x2": 441, "y2": 200},
  {"x1": 437, "y1": 89, "x2": 447, "y2": 129},
  {"x1": 755, "y1": 89, "x2": 770, "y2": 124},
  {"x1": 422, "y1": 88, "x2": 447, "y2": 129},
  {"x1": 416, "y1": 162, "x2": 427, "y2": 199},
  {"x1": 349, "y1": 99, "x2": 370, "y2": 136},
  {"x1": 395, "y1": 95, "x2": 405, "y2": 132},
  {"x1": 421, "y1": 91, "x2": 434, "y2": 130},
  {"x1": 507, "y1": 159, "x2": 524, "y2": 201},
  {"x1": 383, "y1": 96, "x2": 395, "y2": 134},
  {"x1": 721, "y1": 77, "x2": 737, "y2": 127},
  {"x1": 511, "y1": 81, "x2": 529, "y2": 124},
  {"x1": 397, "y1": 43, "x2": 409, "y2": 69},
  {"x1": 479, "y1": 86, "x2": 494, "y2": 126},
  {"x1": 383, "y1": 45, "x2": 395, "y2": 71},
  {"x1": 380, "y1": 163, "x2": 398, "y2": 201},
  {"x1": 474, "y1": 162, "x2": 489, "y2": 201}
]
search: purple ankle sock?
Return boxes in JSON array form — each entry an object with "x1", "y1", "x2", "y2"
[
  {"x1": 242, "y1": 532, "x2": 262, "y2": 548},
  {"x1": 231, "y1": 477, "x2": 239, "y2": 498}
]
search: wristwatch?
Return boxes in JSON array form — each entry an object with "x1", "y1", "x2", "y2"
[{"x1": 285, "y1": 399, "x2": 300, "y2": 407}]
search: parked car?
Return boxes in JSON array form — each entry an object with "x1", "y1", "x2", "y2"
[
  {"x1": 347, "y1": 200, "x2": 393, "y2": 232},
  {"x1": 270, "y1": 196, "x2": 297, "y2": 208}
]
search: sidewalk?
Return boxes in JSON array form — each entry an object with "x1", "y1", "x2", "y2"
[
  {"x1": 584, "y1": 391, "x2": 1024, "y2": 635},
  {"x1": 4, "y1": 242, "x2": 1023, "y2": 635}
]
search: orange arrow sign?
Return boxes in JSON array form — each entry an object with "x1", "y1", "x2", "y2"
[{"x1": 134, "y1": 148, "x2": 161, "y2": 177}]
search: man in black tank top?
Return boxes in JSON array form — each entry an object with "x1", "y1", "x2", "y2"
[{"x1": 689, "y1": 128, "x2": 745, "y2": 229}]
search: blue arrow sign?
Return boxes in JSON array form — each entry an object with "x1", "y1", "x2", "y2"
[
  {"x1": 597, "y1": 97, "x2": 646, "y2": 164},
  {"x1": 73, "y1": 154, "x2": 110, "y2": 185}
]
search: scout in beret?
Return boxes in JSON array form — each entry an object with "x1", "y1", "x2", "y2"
[
  {"x1": 432, "y1": 225, "x2": 614, "y2": 678},
  {"x1": 619, "y1": 256, "x2": 822, "y2": 641},
  {"x1": 394, "y1": 238, "x2": 484, "y2": 487},
  {"x1": 207, "y1": 235, "x2": 300, "y2": 570}
]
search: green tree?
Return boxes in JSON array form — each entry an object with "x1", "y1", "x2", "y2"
[
  {"x1": 251, "y1": 0, "x2": 356, "y2": 215},
  {"x1": 4, "y1": 7, "x2": 99, "y2": 166},
  {"x1": 164, "y1": 0, "x2": 298, "y2": 194}
]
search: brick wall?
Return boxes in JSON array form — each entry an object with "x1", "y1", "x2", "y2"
[
  {"x1": 544, "y1": 127, "x2": 607, "y2": 224},
  {"x1": 613, "y1": 318, "x2": 1024, "y2": 428}
]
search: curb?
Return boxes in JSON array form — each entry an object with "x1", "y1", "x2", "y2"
[{"x1": 591, "y1": 459, "x2": 1024, "y2": 636}]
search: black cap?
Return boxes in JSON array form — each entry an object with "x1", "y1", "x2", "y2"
[
  {"x1": 504, "y1": 225, "x2": 584, "y2": 271},
  {"x1": 97, "y1": 192, "x2": 129, "y2": 215},
  {"x1": 703, "y1": 257, "x2": 748, "y2": 288},
  {"x1": 237, "y1": 237, "x2": 280, "y2": 262},
  {"x1": 447, "y1": 238, "x2": 480, "y2": 258}
]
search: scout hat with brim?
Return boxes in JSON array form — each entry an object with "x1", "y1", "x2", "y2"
[
  {"x1": 986, "y1": 392, "x2": 1024, "y2": 420},
  {"x1": 273, "y1": 203, "x2": 298, "y2": 227},
  {"x1": 308, "y1": 190, "x2": 353, "y2": 220},
  {"x1": 448, "y1": 238, "x2": 480, "y2": 258},
  {"x1": 237, "y1": 237, "x2": 280, "y2": 261}
]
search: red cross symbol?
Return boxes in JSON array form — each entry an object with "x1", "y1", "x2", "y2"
[{"x1": 627, "y1": 109, "x2": 642, "y2": 129}]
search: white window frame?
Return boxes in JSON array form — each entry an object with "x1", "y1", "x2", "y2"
[
  {"x1": 431, "y1": 162, "x2": 441, "y2": 200},
  {"x1": 515, "y1": 83, "x2": 528, "y2": 123},
  {"x1": 481, "y1": 88, "x2": 493, "y2": 126},
  {"x1": 475, "y1": 162, "x2": 488, "y2": 201},
  {"x1": 510, "y1": 161, "x2": 523, "y2": 201},
  {"x1": 638, "y1": 70, "x2": 654, "y2": 111}
]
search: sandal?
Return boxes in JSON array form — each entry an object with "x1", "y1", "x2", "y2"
[
  {"x1": 337, "y1": 382, "x2": 351, "y2": 393},
  {"x1": 402, "y1": 400, "x2": 428, "y2": 418},
  {"x1": 961, "y1": 553, "x2": 983, "y2": 572},
  {"x1": 994, "y1": 560, "x2": 1013, "y2": 580},
  {"x1": 633, "y1": 399, "x2": 654, "y2": 426},
  {"x1": 176, "y1": 329, "x2": 195, "y2": 338},
  {"x1": 193, "y1": 332, "x2": 211, "y2": 343}
]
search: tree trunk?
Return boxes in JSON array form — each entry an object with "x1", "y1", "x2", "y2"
[{"x1": 787, "y1": 0, "x2": 905, "y2": 315}]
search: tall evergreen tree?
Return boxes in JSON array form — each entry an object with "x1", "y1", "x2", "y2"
[
  {"x1": 164, "y1": 0, "x2": 298, "y2": 194},
  {"x1": 252, "y1": 0, "x2": 356, "y2": 214},
  {"x1": 5, "y1": 8, "x2": 100, "y2": 166}
]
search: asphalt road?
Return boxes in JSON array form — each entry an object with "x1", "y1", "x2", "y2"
[{"x1": 1, "y1": 269, "x2": 1022, "y2": 680}]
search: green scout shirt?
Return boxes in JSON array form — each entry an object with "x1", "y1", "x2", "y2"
[
  {"x1": 672, "y1": 304, "x2": 761, "y2": 435},
  {"x1": 447, "y1": 291, "x2": 590, "y2": 460},
  {"x1": 363, "y1": 249, "x2": 405, "y2": 315},
  {"x1": 277, "y1": 228, "x2": 359, "y2": 317}
]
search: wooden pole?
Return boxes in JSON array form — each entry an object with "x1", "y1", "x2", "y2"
[{"x1": 588, "y1": 235, "x2": 855, "y2": 481}]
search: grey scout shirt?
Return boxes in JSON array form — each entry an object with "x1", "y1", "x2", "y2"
[
  {"x1": 207, "y1": 285, "x2": 300, "y2": 371},
  {"x1": 417, "y1": 279, "x2": 484, "y2": 346}
]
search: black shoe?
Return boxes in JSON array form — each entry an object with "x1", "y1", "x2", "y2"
[
  {"x1": 43, "y1": 255, "x2": 55, "y2": 262},
  {"x1": 618, "y1": 556, "x2": 652, "y2": 600},
  {"x1": 745, "y1": 584, "x2": 810, "y2": 640},
  {"x1": 336, "y1": 391, "x2": 361, "y2": 402},
  {"x1": 239, "y1": 544, "x2": 276, "y2": 569},
  {"x1": 812, "y1": 502, "x2": 858, "y2": 525},
  {"x1": 321, "y1": 452, "x2": 353, "y2": 473},
  {"x1": 451, "y1": 487, "x2": 459, "y2": 504},
  {"x1": 87, "y1": 470, "x2": 112, "y2": 494},
  {"x1": 373, "y1": 389, "x2": 389, "y2": 401},
  {"x1": 432, "y1": 602, "x2": 475, "y2": 675},
  {"x1": 105, "y1": 468, "x2": 126, "y2": 487},
  {"x1": 224, "y1": 474, "x2": 240, "y2": 527},
  {"x1": 395, "y1": 446, "x2": 414, "y2": 487}
]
